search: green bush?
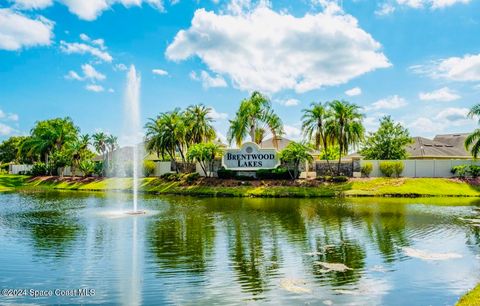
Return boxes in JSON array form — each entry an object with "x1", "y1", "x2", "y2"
[
  {"x1": 361, "y1": 163, "x2": 373, "y2": 177},
  {"x1": 30, "y1": 162, "x2": 47, "y2": 176},
  {"x1": 256, "y1": 167, "x2": 290, "y2": 180},
  {"x1": 451, "y1": 165, "x2": 469, "y2": 178},
  {"x1": 79, "y1": 160, "x2": 95, "y2": 177},
  {"x1": 94, "y1": 161, "x2": 104, "y2": 176},
  {"x1": 332, "y1": 176, "x2": 348, "y2": 183},
  {"x1": 143, "y1": 160, "x2": 156, "y2": 177},
  {"x1": 160, "y1": 173, "x2": 182, "y2": 181},
  {"x1": 469, "y1": 165, "x2": 480, "y2": 178},
  {"x1": 217, "y1": 167, "x2": 236, "y2": 179},
  {"x1": 393, "y1": 162, "x2": 404, "y2": 177},
  {"x1": 380, "y1": 161, "x2": 395, "y2": 177},
  {"x1": 317, "y1": 175, "x2": 333, "y2": 182},
  {"x1": 184, "y1": 172, "x2": 200, "y2": 184}
]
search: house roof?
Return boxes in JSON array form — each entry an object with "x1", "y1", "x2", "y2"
[
  {"x1": 93, "y1": 145, "x2": 164, "y2": 162},
  {"x1": 260, "y1": 137, "x2": 292, "y2": 150},
  {"x1": 406, "y1": 135, "x2": 470, "y2": 159}
]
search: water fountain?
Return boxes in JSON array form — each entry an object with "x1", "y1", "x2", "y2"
[{"x1": 124, "y1": 65, "x2": 145, "y2": 215}]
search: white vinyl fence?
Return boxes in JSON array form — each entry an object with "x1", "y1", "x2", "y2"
[
  {"x1": 9, "y1": 164, "x2": 33, "y2": 174},
  {"x1": 361, "y1": 159, "x2": 479, "y2": 178},
  {"x1": 154, "y1": 161, "x2": 174, "y2": 176}
]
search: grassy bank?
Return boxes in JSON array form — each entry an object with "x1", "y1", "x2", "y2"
[
  {"x1": 457, "y1": 284, "x2": 480, "y2": 306},
  {"x1": 1, "y1": 175, "x2": 480, "y2": 198}
]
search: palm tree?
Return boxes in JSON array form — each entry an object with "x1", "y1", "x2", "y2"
[
  {"x1": 302, "y1": 102, "x2": 335, "y2": 172},
  {"x1": 67, "y1": 134, "x2": 90, "y2": 178},
  {"x1": 20, "y1": 117, "x2": 79, "y2": 171},
  {"x1": 106, "y1": 134, "x2": 118, "y2": 153},
  {"x1": 145, "y1": 109, "x2": 187, "y2": 172},
  {"x1": 92, "y1": 132, "x2": 108, "y2": 175},
  {"x1": 184, "y1": 104, "x2": 216, "y2": 145},
  {"x1": 327, "y1": 100, "x2": 365, "y2": 175},
  {"x1": 465, "y1": 104, "x2": 480, "y2": 158},
  {"x1": 227, "y1": 91, "x2": 284, "y2": 148},
  {"x1": 92, "y1": 132, "x2": 107, "y2": 157}
]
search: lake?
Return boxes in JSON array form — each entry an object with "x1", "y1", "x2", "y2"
[{"x1": 0, "y1": 191, "x2": 479, "y2": 305}]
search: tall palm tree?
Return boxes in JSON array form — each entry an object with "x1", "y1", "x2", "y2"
[
  {"x1": 106, "y1": 134, "x2": 118, "y2": 153},
  {"x1": 184, "y1": 104, "x2": 216, "y2": 145},
  {"x1": 302, "y1": 102, "x2": 335, "y2": 172},
  {"x1": 145, "y1": 109, "x2": 187, "y2": 172},
  {"x1": 227, "y1": 91, "x2": 284, "y2": 148},
  {"x1": 92, "y1": 132, "x2": 107, "y2": 157},
  {"x1": 327, "y1": 100, "x2": 365, "y2": 174},
  {"x1": 465, "y1": 104, "x2": 480, "y2": 158},
  {"x1": 68, "y1": 134, "x2": 90, "y2": 178}
]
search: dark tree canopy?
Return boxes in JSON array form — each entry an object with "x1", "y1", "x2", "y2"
[{"x1": 360, "y1": 116, "x2": 412, "y2": 160}]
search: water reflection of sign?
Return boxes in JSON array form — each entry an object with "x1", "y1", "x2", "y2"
[{"x1": 222, "y1": 142, "x2": 280, "y2": 170}]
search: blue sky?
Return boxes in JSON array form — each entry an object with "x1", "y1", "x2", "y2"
[{"x1": 1, "y1": 0, "x2": 480, "y2": 144}]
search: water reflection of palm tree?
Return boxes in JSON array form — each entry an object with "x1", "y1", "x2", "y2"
[
  {"x1": 226, "y1": 213, "x2": 281, "y2": 297},
  {"x1": 148, "y1": 203, "x2": 215, "y2": 274}
]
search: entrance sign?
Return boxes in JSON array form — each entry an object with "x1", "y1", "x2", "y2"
[{"x1": 222, "y1": 142, "x2": 280, "y2": 170}]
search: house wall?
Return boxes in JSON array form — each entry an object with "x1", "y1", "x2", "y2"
[{"x1": 361, "y1": 159, "x2": 480, "y2": 178}]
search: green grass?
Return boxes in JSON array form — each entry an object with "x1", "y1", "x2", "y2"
[
  {"x1": 457, "y1": 284, "x2": 480, "y2": 306},
  {"x1": 0, "y1": 175, "x2": 479, "y2": 198}
]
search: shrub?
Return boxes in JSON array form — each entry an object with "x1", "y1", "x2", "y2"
[
  {"x1": 161, "y1": 173, "x2": 182, "y2": 181},
  {"x1": 451, "y1": 165, "x2": 469, "y2": 178},
  {"x1": 361, "y1": 163, "x2": 373, "y2": 178},
  {"x1": 332, "y1": 176, "x2": 348, "y2": 183},
  {"x1": 143, "y1": 160, "x2": 156, "y2": 177},
  {"x1": 256, "y1": 167, "x2": 290, "y2": 180},
  {"x1": 469, "y1": 165, "x2": 480, "y2": 178},
  {"x1": 30, "y1": 162, "x2": 47, "y2": 176},
  {"x1": 393, "y1": 162, "x2": 404, "y2": 177},
  {"x1": 379, "y1": 161, "x2": 396, "y2": 177},
  {"x1": 94, "y1": 161, "x2": 104, "y2": 177},
  {"x1": 184, "y1": 172, "x2": 200, "y2": 184},
  {"x1": 79, "y1": 160, "x2": 95, "y2": 177},
  {"x1": 217, "y1": 167, "x2": 236, "y2": 179},
  {"x1": 317, "y1": 175, "x2": 333, "y2": 182}
]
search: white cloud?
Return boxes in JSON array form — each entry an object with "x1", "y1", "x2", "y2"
[
  {"x1": 190, "y1": 70, "x2": 227, "y2": 89},
  {"x1": 0, "y1": 9, "x2": 54, "y2": 51},
  {"x1": 59, "y1": 0, "x2": 164, "y2": 21},
  {"x1": 0, "y1": 123, "x2": 14, "y2": 136},
  {"x1": 209, "y1": 107, "x2": 228, "y2": 120},
  {"x1": 65, "y1": 64, "x2": 106, "y2": 81},
  {"x1": 345, "y1": 87, "x2": 362, "y2": 96},
  {"x1": 370, "y1": 95, "x2": 407, "y2": 110},
  {"x1": 65, "y1": 70, "x2": 83, "y2": 80},
  {"x1": 82, "y1": 64, "x2": 106, "y2": 81},
  {"x1": 115, "y1": 63, "x2": 128, "y2": 71},
  {"x1": 60, "y1": 40, "x2": 112, "y2": 62},
  {"x1": 152, "y1": 69, "x2": 168, "y2": 76},
  {"x1": 435, "y1": 107, "x2": 469, "y2": 124},
  {"x1": 284, "y1": 124, "x2": 302, "y2": 140},
  {"x1": 408, "y1": 107, "x2": 472, "y2": 134},
  {"x1": 375, "y1": 3, "x2": 396, "y2": 15},
  {"x1": 7, "y1": 113, "x2": 19, "y2": 121},
  {"x1": 108, "y1": 88, "x2": 115, "y2": 93},
  {"x1": 396, "y1": 0, "x2": 470, "y2": 9},
  {"x1": 11, "y1": 0, "x2": 53, "y2": 9},
  {"x1": 418, "y1": 87, "x2": 460, "y2": 102},
  {"x1": 412, "y1": 54, "x2": 480, "y2": 82},
  {"x1": 79, "y1": 33, "x2": 90, "y2": 41},
  {"x1": 85, "y1": 84, "x2": 105, "y2": 92},
  {"x1": 0, "y1": 109, "x2": 19, "y2": 122},
  {"x1": 275, "y1": 98, "x2": 300, "y2": 107},
  {"x1": 166, "y1": 5, "x2": 390, "y2": 93}
]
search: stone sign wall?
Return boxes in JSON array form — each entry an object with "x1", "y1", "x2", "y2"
[{"x1": 222, "y1": 142, "x2": 280, "y2": 171}]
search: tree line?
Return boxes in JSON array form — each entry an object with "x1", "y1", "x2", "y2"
[{"x1": 0, "y1": 91, "x2": 479, "y2": 178}]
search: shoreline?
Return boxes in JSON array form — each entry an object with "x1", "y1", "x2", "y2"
[{"x1": 2, "y1": 175, "x2": 480, "y2": 198}]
